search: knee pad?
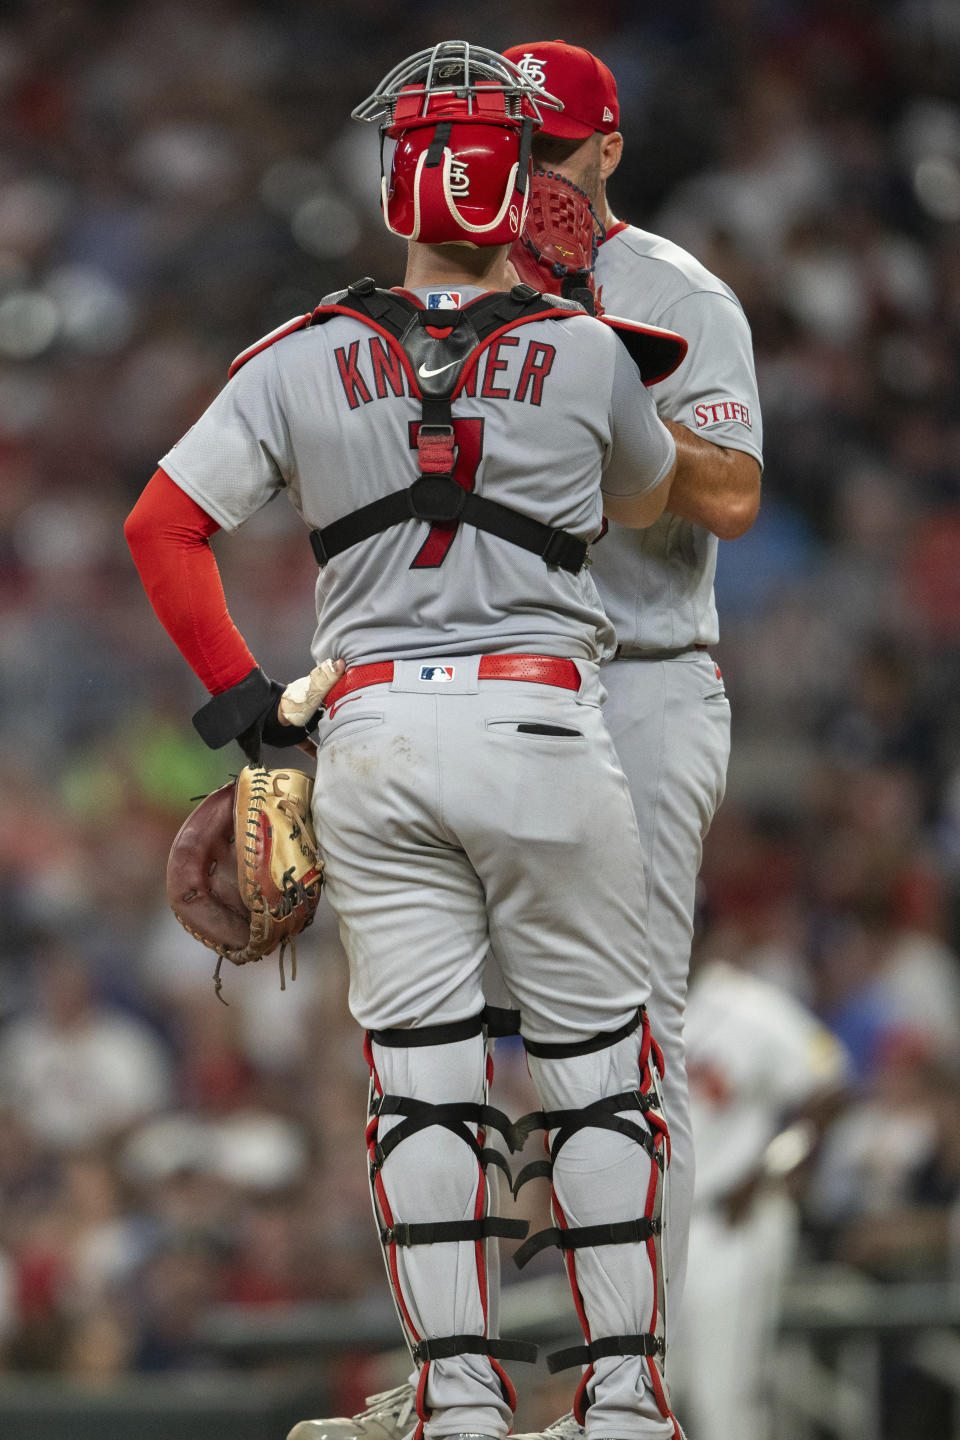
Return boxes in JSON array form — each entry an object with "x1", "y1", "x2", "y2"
[
  {"x1": 513, "y1": 1007, "x2": 679, "y2": 1434},
  {"x1": 364, "y1": 1013, "x2": 536, "y2": 1427}
]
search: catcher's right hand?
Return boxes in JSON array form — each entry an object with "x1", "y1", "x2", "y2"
[
  {"x1": 279, "y1": 659, "x2": 345, "y2": 726},
  {"x1": 192, "y1": 659, "x2": 345, "y2": 764},
  {"x1": 509, "y1": 168, "x2": 605, "y2": 314}
]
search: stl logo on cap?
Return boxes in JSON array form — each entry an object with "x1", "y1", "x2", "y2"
[
  {"x1": 504, "y1": 40, "x2": 619, "y2": 140},
  {"x1": 515, "y1": 51, "x2": 547, "y2": 87}
]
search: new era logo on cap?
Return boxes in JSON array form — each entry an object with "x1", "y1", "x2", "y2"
[{"x1": 504, "y1": 39, "x2": 619, "y2": 141}]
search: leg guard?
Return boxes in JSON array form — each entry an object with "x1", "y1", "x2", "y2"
[
  {"x1": 364, "y1": 1014, "x2": 536, "y2": 1440},
  {"x1": 515, "y1": 1008, "x2": 681, "y2": 1440}
]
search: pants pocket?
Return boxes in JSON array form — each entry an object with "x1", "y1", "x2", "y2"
[
  {"x1": 485, "y1": 717, "x2": 585, "y2": 739},
  {"x1": 481, "y1": 722, "x2": 590, "y2": 842}
]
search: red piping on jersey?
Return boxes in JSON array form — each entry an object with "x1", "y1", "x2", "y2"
[
  {"x1": 124, "y1": 468, "x2": 256, "y2": 694},
  {"x1": 598, "y1": 220, "x2": 629, "y2": 244},
  {"x1": 228, "y1": 314, "x2": 311, "y2": 379},
  {"x1": 311, "y1": 303, "x2": 424, "y2": 397},
  {"x1": 228, "y1": 295, "x2": 593, "y2": 402},
  {"x1": 315, "y1": 299, "x2": 578, "y2": 402}
]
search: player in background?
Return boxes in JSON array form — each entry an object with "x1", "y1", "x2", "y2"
[
  {"x1": 502, "y1": 33, "x2": 764, "y2": 1366},
  {"x1": 126, "y1": 42, "x2": 690, "y2": 1440},
  {"x1": 670, "y1": 948, "x2": 849, "y2": 1440}
]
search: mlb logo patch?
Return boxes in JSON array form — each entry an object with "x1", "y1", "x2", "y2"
[
  {"x1": 426, "y1": 291, "x2": 461, "y2": 310},
  {"x1": 420, "y1": 665, "x2": 455, "y2": 682}
]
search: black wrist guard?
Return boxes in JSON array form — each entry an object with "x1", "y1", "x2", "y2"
[{"x1": 193, "y1": 666, "x2": 311, "y2": 764}]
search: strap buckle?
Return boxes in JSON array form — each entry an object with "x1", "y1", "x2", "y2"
[
  {"x1": 416, "y1": 424, "x2": 457, "y2": 478},
  {"x1": 541, "y1": 528, "x2": 586, "y2": 571},
  {"x1": 510, "y1": 282, "x2": 542, "y2": 303}
]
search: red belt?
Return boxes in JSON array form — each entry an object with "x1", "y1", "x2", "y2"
[{"x1": 325, "y1": 653, "x2": 581, "y2": 713}]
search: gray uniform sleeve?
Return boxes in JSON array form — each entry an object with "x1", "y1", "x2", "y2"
[
  {"x1": 651, "y1": 290, "x2": 763, "y2": 467},
  {"x1": 600, "y1": 341, "x2": 676, "y2": 499},
  {"x1": 159, "y1": 346, "x2": 293, "y2": 531}
]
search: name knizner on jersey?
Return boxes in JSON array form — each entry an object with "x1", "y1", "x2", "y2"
[{"x1": 333, "y1": 333, "x2": 559, "y2": 409}]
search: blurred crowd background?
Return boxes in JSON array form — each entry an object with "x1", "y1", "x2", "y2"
[{"x1": 1, "y1": 0, "x2": 959, "y2": 1435}]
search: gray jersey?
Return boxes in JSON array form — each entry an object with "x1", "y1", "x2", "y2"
[
  {"x1": 594, "y1": 225, "x2": 763, "y2": 650},
  {"x1": 160, "y1": 285, "x2": 675, "y2": 667}
]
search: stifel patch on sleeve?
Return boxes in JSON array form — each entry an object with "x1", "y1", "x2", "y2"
[{"x1": 693, "y1": 398, "x2": 752, "y2": 430}]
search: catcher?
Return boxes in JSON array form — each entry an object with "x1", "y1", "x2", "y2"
[{"x1": 126, "y1": 39, "x2": 689, "y2": 1440}]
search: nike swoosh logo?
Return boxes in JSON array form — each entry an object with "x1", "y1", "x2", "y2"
[{"x1": 418, "y1": 360, "x2": 462, "y2": 379}]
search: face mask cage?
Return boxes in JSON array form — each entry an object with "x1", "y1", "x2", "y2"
[{"x1": 352, "y1": 40, "x2": 563, "y2": 131}]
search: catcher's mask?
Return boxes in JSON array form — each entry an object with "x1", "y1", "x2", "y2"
[{"x1": 352, "y1": 40, "x2": 563, "y2": 247}]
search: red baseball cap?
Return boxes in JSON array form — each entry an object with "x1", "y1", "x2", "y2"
[{"x1": 503, "y1": 40, "x2": 619, "y2": 140}]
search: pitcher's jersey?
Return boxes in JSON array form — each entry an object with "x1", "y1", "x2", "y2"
[
  {"x1": 159, "y1": 285, "x2": 675, "y2": 668},
  {"x1": 594, "y1": 225, "x2": 763, "y2": 651},
  {"x1": 685, "y1": 962, "x2": 848, "y2": 1207}
]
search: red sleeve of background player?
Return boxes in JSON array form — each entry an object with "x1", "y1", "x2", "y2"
[{"x1": 124, "y1": 468, "x2": 256, "y2": 695}]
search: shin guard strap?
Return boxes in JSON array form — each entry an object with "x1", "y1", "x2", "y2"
[
  {"x1": 370, "y1": 1096, "x2": 521, "y2": 1172},
  {"x1": 368, "y1": 1014, "x2": 485, "y2": 1047},
  {"x1": 522, "y1": 1009, "x2": 643, "y2": 1059},
  {"x1": 383, "y1": 1216, "x2": 529, "y2": 1246},
  {"x1": 514, "y1": 1215, "x2": 660, "y2": 1270},
  {"x1": 481, "y1": 1005, "x2": 522, "y2": 1037},
  {"x1": 480, "y1": 1147, "x2": 515, "y2": 1186},
  {"x1": 413, "y1": 1334, "x2": 539, "y2": 1365},
  {"x1": 511, "y1": 1158, "x2": 554, "y2": 1195},
  {"x1": 547, "y1": 1332, "x2": 664, "y2": 1374},
  {"x1": 510, "y1": 1090, "x2": 660, "y2": 1164}
]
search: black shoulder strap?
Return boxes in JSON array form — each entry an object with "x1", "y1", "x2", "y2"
[
  {"x1": 308, "y1": 280, "x2": 596, "y2": 575},
  {"x1": 330, "y1": 277, "x2": 422, "y2": 337}
]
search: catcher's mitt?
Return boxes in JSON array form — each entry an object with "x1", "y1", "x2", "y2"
[
  {"x1": 509, "y1": 168, "x2": 606, "y2": 313},
  {"x1": 167, "y1": 765, "x2": 323, "y2": 1000}
]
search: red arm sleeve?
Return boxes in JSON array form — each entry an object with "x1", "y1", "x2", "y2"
[{"x1": 124, "y1": 468, "x2": 257, "y2": 695}]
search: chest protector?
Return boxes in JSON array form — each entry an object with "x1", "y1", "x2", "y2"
[{"x1": 228, "y1": 278, "x2": 687, "y2": 575}]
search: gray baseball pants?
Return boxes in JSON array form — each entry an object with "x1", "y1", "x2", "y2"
[
  {"x1": 313, "y1": 656, "x2": 675, "y2": 1439},
  {"x1": 601, "y1": 650, "x2": 731, "y2": 1346}
]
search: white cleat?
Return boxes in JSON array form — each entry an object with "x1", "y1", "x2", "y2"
[
  {"x1": 542, "y1": 1418, "x2": 583, "y2": 1440},
  {"x1": 512, "y1": 1414, "x2": 686, "y2": 1440},
  {"x1": 286, "y1": 1384, "x2": 418, "y2": 1440},
  {"x1": 511, "y1": 1416, "x2": 583, "y2": 1440}
]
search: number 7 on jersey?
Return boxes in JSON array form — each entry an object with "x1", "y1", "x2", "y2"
[{"x1": 407, "y1": 418, "x2": 485, "y2": 568}]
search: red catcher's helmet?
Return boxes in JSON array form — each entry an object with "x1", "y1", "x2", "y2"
[{"x1": 352, "y1": 41, "x2": 563, "y2": 247}]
